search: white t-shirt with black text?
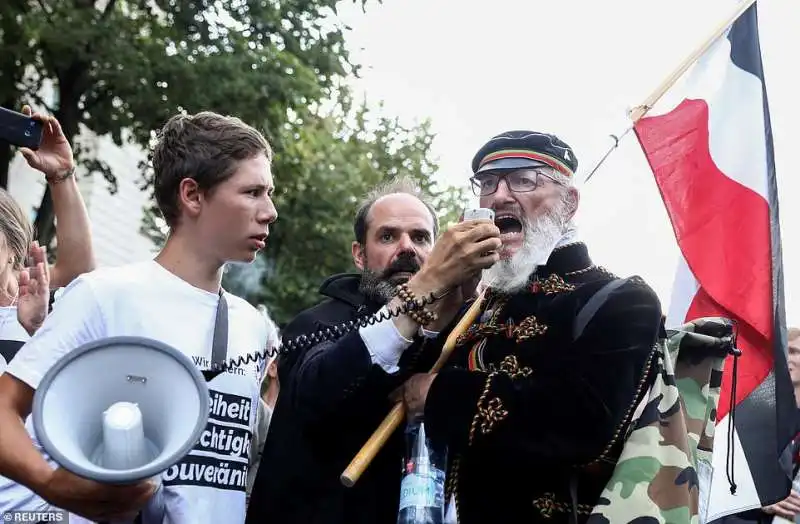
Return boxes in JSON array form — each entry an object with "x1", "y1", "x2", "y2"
[{"x1": 6, "y1": 260, "x2": 269, "y2": 524}]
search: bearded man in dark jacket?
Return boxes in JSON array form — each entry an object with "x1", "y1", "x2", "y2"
[
  {"x1": 246, "y1": 177, "x2": 502, "y2": 524},
  {"x1": 396, "y1": 130, "x2": 664, "y2": 524}
]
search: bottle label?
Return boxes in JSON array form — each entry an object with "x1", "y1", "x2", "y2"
[{"x1": 399, "y1": 471, "x2": 445, "y2": 510}]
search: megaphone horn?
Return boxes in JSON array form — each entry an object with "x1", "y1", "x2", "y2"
[{"x1": 32, "y1": 336, "x2": 210, "y2": 484}]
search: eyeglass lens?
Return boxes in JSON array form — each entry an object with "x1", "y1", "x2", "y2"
[{"x1": 471, "y1": 171, "x2": 542, "y2": 196}]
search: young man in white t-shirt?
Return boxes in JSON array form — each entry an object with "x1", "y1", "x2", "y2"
[{"x1": 0, "y1": 111, "x2": 279, "y2": 523}]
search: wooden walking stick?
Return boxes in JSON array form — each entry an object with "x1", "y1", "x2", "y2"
[{"x1": 339, "y1": 289, "x2": 488, "y2": 487}]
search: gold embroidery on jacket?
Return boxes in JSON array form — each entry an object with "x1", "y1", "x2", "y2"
[
  {"x1": 489, "y1": 355, "x2": 533, "y2": 379},
  {"x1": 477, "y1": 397, "x2": 508, "y2": 435},
  {"x1": 533, "y1": 492, "x2": 593, "y2": 518},
  {"x1": 457, "y1": 315, "x2": 548, "y2": 347},
  {"x1": 532, "y1": 273, "x2": 576, "y2": 295},
  {"x1": 514, "y1": 316, "x2": 548, "y2": 342},
  {"x1": 468, "y1": 375, "x2": 509, "y2": 445}
]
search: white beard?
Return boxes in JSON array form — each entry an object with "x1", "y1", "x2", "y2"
[{"x1": 482, "y1": 205, "x2": 568, "y2": 294}]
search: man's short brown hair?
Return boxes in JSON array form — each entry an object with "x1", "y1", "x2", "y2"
[{"x1": 152, "y1": 111, "x2": 273, "y2": 226}]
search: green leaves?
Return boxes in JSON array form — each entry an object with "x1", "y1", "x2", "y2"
[
  {"x1": 238, "y1": 91, "x2": 468, "y2": 324},
  {"x1": 0, "y1": 0, "x2": 465, "y2": 324},
  {"x1": 1, "y1": 0, "x2": 363, "y2": 239}
]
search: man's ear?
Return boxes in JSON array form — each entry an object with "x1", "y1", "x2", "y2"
[
  {"x1": 565, "y1": 186, "x2": 580, "y2": 220},
  {"x1": 178, "y1": 178, "x2": 203, "y2": 221},
  {"x1": 352, "y1": 241, "x2": 366, "y2": 270}
]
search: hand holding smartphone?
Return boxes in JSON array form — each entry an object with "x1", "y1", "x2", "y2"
[
  {"x1": 0, "y1": 106, "x2": 44, "y2": 150},
  {"x1": 2, "y1": 105, "x2": 75, "y2": 182}
]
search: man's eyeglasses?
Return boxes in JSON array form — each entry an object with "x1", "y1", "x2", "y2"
[{"x1": 469, "y1": 170, "x2": 560, "y2": 197}]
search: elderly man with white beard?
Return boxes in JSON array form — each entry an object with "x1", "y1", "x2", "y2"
[{"x1": 398, "y1": 130, "x2": 664, "y2": 524}]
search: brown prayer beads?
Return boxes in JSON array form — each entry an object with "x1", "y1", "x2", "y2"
[{"x1": 396, "y1": 282, "x2": 437, "y2": 326}]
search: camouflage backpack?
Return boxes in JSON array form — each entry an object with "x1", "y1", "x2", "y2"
[{"x1": 581, "y1": 280, "x2": 735, "y2": 523}]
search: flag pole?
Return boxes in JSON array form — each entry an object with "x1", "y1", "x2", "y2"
[
  {"x1": 584, "y1": 0, "x2": 758, "y2": 183},
  {"x1": 628, "y1": 0, "x2": 758, "y2": 123}
]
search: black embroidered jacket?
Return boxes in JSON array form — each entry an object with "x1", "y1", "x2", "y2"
[{"x1": 423, "y1": 242, "x2": 662, "y2": 524}]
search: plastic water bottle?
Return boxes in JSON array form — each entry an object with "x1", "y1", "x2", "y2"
[{"x1": 397, "y1": 417, "x2": 447, "y2": 524}]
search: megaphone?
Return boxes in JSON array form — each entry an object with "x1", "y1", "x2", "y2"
[{"x1": 32, "y1": 336, "x2": 210, "y2": 484}]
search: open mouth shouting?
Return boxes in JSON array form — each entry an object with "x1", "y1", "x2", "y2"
[
  {"x1": 495, "y1": 214, "x2": 523, "y2": 239},
  {"x1": 494, "y1": 213, "x2": 524, "y2": 256}
]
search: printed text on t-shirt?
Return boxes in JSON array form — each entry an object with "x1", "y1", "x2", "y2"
[
  {"x1": 191, "y1": 355, "x2": 246, "y2": 376},
  {"x1": 163, "y1": 390, "x2": 253, "y2": 492}
]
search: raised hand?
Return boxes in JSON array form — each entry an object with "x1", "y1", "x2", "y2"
[
  {"x1": 397, "y1": 219, "x2": 500, "y2": 332},
  {"x1": 412, "y1": 219, "x2": 501, "y2": 294},
  {"x1": 18, "y1": 105, "x2": 74, "y2": 181},
  {"x1": 404, "y1": 218, "x2": 500, "y2": 307},
  {"x1": 17, "y1": 241, "x2": 50, "y2": 336}
]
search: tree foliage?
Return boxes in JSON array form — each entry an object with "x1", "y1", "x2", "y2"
[
  {"x1": 0, "y1": 0, "x2": 367, "y2": 245},
  {"x1": 246, "y1": 96, "x2": 466, "y2": 324},
  {"x1": 0, "y1": 0, "x2": 468, "y2": 325}
]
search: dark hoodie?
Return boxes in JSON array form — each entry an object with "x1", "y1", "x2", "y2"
[{"x1": 246, "y1": 273, "x2": 441, "y2": 524}]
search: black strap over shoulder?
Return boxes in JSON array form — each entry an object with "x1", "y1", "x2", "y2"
[
  {"x1": 201, "y1": 289, "x2": 229, "y2": 382},
  {"x1": 211, "y1": 289, "x2": 229, "y2": 367},
  {"x1": 572, "y1": 277, "x2": 631, "y2": 342}
]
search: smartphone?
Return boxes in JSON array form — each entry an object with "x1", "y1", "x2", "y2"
[
  {"x1": 0, "y1": 106, "x2": 43, "y2": 150},
  {"x1": 463, "y1": 208, "x2": 495, "y2": 222}
]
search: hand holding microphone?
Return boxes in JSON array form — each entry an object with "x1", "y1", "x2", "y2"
[
  {"x1": 460, "y1": 208, "x2": 496, "y2": 296},
  {"x1": 408, "y1": 209, "x2": 500, "y2": 290},
  {"x1": 400, "y1": 209, "x2": 499, "y2": 331}
]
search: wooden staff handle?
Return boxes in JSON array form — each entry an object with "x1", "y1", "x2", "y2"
[{"x1": 339, "y1": 290, "x2": 488, "y2": 487}]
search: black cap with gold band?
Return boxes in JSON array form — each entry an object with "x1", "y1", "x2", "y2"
[{"x1": 471, "y1": 130, "x2": 578, "y2": 178}]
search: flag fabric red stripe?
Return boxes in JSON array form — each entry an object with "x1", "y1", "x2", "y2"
[
  {"x1": 632, "y1": 2, "x2": 793, "y2": 520},
  {"x1": 635, "y1": 98, "x2": 773, "y2": 420},
  {"x1": 684, "y1": 288, "x2": 771, "y2": 421}
]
